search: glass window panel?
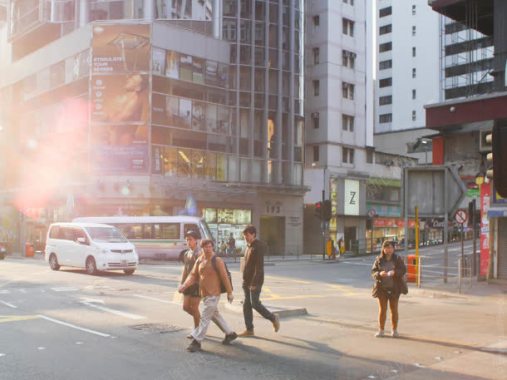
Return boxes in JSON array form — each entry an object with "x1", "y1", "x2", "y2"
[{"x1": 206, "y1": 103, "x2": 217, "y2": 132}]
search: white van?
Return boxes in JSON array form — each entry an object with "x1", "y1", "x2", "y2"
[
  {"x1": 72, "y1": 216, "x2": 213, "y2": 260},
  {"x1": 45, "y1": 222, "x2": 138, "y2": 275}
]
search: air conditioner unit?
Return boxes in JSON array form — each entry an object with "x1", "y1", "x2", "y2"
[{"x1": 479, "y1": 129, "x2": 492, "y2": 152}]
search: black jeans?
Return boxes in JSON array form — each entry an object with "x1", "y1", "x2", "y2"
[{"x1": 243, "y1": 285, "x2": 274, "y2": 331}]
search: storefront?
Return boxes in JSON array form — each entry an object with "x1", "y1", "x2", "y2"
[
  {"x1": 203, "y1": 207, "x2": 251, "y2": 254},
  {"x1": 366, "y1": 217, "x2": 416, "y2": 253}
]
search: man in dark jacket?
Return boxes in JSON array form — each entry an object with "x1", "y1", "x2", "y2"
[{"x1": 238, "y1": 225, "x2": 280, "y2": 337}]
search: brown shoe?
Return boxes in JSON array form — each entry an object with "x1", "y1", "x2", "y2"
[
  {"x1": 238, "y1": 329, "x2": 254, "y2": 337},
  {"x1": 272, "y1": 314, "x2": 280, "y2": 332}
]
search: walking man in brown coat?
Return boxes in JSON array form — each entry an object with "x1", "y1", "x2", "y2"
[
  {"x1": 178, "y1": 239, "x2": 237, "y2": 352},
  {"x1": 238, "y1": 225, "x2": 280, "y2": 337}
]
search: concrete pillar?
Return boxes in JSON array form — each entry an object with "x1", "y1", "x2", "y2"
[
  {"x1": 79, "y1": 0, "x2": 89, "y2": 26},
  {"x1": 144, "y1": 0, "x2": 154, "y2": 21},
  {"x1": 212, "y1": 0, "x2": 221, "y2": 39}
]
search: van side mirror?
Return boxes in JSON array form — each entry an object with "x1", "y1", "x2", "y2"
[{"x1": 77, "y1": 237, "x2": 88, "y2": 245}]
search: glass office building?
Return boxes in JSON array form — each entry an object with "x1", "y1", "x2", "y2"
[{"x1": 0, "y1": 0, "x2": 306, "y2": 255}]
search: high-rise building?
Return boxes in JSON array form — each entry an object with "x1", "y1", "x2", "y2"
[
  {"x1": 0, "y1": 0, "x2": 306, "y2": 255},
  {"x1": 375, "y1": 0, "x2": 440, "y2": 134},
  {"x1": 304, "y1": 0, "x2": 375, "y2": 253}
]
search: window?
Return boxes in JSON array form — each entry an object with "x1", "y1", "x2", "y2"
[
  {"x1": 313, "y1": 80, "x2": 320, "y2": 96},
  {"x1": 312, "y1": 112, "x2": 319, "y2": 129},
  {"x1": 412, "y1": 47, "x2": 416, "y2": 57},
  {"x1": 379, "y1": 7, "x2": 392, "y2": 18},
  {"x1": 379, "y1": 113, "x2": 392, "y2": 123},
  {"x1": 379, "y1": 24, "x2": 392, "y2": 35},
  {"x1": 313, "y1": 47, "x2": 320, "y2": 64},
  {"x1": 342, "y1": 50, "x2": 356, "y2": 69},
  {"x1": 379, "y1": 60, "x2": 392, "y2": 70},
  {"x1": 342, "y1": 18, "x2": 354, "y2": 37},
  {"x1": 412, "y1": 110, "x2": 416, "y2": 121},
  {"x1": 342, "y1": 82, "x2": 355, "y2": 100},
  {"x1": 412, "y1": 25, "x2": 416, "y2": 36},
  {"x1": 379, "y1": 42, "x2": 392, "y2": 53},
  {"x1": 379, "y1": 95, "x2": 392, "y2": 105},
  {"x1": 343, "y1": 0, "x2": 354, "y2": 5},
  {"x1": 313, "y1": 15, "x2": 320, "y2": 27},
  {"x1": 313, "y1": 145, "x2": 319, "y2": 162},
  {"x1": 412, "y1": 5, "x2": 416, "y2": 15},
  {"x1": 412, "y1": 68, "x2": 416, "y2": 78},
  {"x1": 342, "y1": 147, "x2": 354, "y2": 164},
  {"x1": 342, "y1": 114, "x2": 354, "y2": 131},
  {"x1": 412, "y1": 89, "x2": 416, "y2": 99},
  {"x1": 379, "y1": 78, "x2": 392, "y2": 88}
]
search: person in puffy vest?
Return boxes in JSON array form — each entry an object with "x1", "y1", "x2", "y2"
[{"x1": 371, "y1": 240, "x2": 407, "y2": 338}]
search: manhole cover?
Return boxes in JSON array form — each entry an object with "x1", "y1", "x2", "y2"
[{"x1": 130, "y1": 323, "x2": 184, "y2": 334}]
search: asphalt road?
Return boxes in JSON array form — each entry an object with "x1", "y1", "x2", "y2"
[{"x1": 0, "y1": 249, "x2": 505, "y2": 380}]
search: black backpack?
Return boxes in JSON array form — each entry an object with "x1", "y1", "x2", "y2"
[{"x1": 211, "y1": 256, "x2": 232, "y2": 293}]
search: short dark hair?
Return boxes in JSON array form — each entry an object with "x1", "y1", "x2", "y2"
[
  {"x1": 200, "y1": 239, "x2": 214, "y2": 248},
  {"x1": 185, "y1": 230, "x2": 200, "y2": 240},
  {"x1": 242, "y1": 225, "x2": 256, "y2": 236}
]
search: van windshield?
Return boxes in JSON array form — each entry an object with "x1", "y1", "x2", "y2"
[{"x1": 85, "y1": 226, "x2": 128, "y2": 243}]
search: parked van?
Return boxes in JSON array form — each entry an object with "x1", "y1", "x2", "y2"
[
  {"x1": 45, "y1": 222, "x2": 138, "y2": 275},
  {"x1": 72, "y1": 216, "x2": 214, "y2": 260}
]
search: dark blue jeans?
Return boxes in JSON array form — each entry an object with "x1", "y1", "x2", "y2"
[{"x1": 243, "y1": 285, "x2": 274, "y2": 331}]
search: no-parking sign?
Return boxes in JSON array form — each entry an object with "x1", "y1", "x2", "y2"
[{"x1": 454, "y1": 209, "x2": 468, "y2": 225}]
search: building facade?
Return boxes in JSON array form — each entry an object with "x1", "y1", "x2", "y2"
[
  {"x1": 375, "y1": 0, "x2": 440, "y2": 135},
  {"x1": 427, "y1": 0, "x2": 507, "y2": 280},
  {"x1": 0, "y1": 0, "x2": 306, "y2": 256},
  {"x1": 304, "y1": 0, "x2": 374, "y2": 253}
]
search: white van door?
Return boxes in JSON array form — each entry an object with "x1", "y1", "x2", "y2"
[{"x1": 67, "y1": 228, "x2": 90, "y2": 268}]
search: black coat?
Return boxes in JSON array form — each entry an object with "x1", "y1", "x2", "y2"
[
  {"x1": 242, "y1": 239, "x2": 267, "y2": 288},
  {"x1": 371, "y1": 253, "x2": 407, "y2": 298}
]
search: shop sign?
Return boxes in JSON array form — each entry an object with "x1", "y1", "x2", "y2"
[{"x1": 344, "y1": 179, "x2": 359, "y2": 216}]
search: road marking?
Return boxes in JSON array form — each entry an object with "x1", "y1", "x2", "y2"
[
  {"x1": 80, "y1": 301, "x2": 146, "y2": 320},
  {"x1": 51, "y1": 287, "x2": 79, "y2": 292},
  {"x1": 0, "y1": 315, "x2": 39, "y2": 323},
  {"x1": 38, "y1": 314, "x2": 110, "y2": 337},
  {"x1": 0, "y1": 290, "x2": 10, "y2": 294},
  {"x1": 0, "y1": 300, "x2": 17, "y2": 309},
  {"x1": 133, "y1": 294, "x2": 178, "y2": 305}
]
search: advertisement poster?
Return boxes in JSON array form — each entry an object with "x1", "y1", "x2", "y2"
[
  {"x1": 480, "y1": 182, "x2": 491, "y2": 277},
  {"x1": 91, "y1": 24, "x2": 150, "y2": 174}
]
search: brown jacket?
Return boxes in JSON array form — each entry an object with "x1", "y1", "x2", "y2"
[{"x1": 183, "y1": 254, "x2": 232, "y2": 297}]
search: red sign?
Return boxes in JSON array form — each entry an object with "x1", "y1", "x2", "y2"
[
  {"x1": 480, "y1": 182, "x2": 491, "y2": 277},
  {"x1": 373, "y1": 218, "x2": 416, "y2": 228}
]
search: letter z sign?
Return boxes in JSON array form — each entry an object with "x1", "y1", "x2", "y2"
[{"x1": 344, "y1": 179, "x2": 360, "y2": 215}]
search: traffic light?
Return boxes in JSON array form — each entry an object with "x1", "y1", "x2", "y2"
[
  {"x1": 314, "y1": 201, "x2": 322, "y2": 219},
  {"x1": 486, "y1": 121, "x2": 507, "y2": 197},
  {"x1": 322, "y1": 200, "x2": 332, "y2": 221}
]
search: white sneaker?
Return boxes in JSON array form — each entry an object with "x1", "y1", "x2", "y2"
[
  {"x1": 391, "y1": 330, "x2": 399, "y2": 338},
  {"x1": 375, "y1": 330, "x2": 385, "y2": 338}
]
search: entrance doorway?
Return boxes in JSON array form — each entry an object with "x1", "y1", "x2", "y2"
[
  {"x1": 260, "y1": 216, "x2": 285, "y2": 255},
  {"x1": 344, "y1": 226, "x2": 357, "y2": 251}
]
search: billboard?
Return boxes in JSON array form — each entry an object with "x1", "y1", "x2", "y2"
[{"x1": 91, "y1": 24, "x2": 150, "y2": 174}]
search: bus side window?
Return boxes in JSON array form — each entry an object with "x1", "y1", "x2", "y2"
[
  {"x1": 143, "y1": 224, "x2": 153, "y2": 239},
  {"x1": 160, "y1": 223, "x2": 179, "y2": 239}
]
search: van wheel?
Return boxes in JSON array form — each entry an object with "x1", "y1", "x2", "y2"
[
  {"x1": 49, "y1": 254, "x2": 60, "y2": 270},
  {"x1": 86, "y1": 257, "x2": 97, "y2": 275},
  {"x1": 123, "y1": 269, "x2": 135, "y2": 275}
]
